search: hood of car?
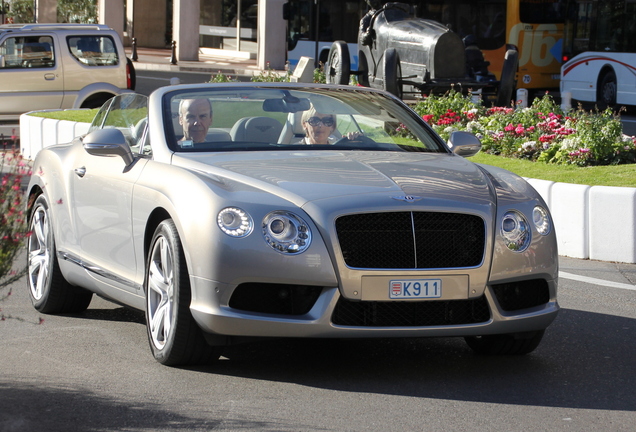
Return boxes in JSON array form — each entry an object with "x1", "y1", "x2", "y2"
[{"x1": 173, "y1": 151, "x2": 495, "y2": 207}]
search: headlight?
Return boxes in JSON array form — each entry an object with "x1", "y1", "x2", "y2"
[
  {"x1": 532, "y1": 206, "x2": 551, "y2": 235},
  {"x1": 262, "y1": 211, "x2": 312, "y2": 254},
  {"x1": 501, "y1": 211, "x2": 531, "y2": 252},
  {"x1": 217, "y1": 207, "x2": 253, "y2": 237}
]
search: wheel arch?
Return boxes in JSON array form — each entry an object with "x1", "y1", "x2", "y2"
[
  {"x1": 72, "y1": 83, "x2": 133, "y2": 109},
  {"x1": 26, "y1": 184, "x2": 44, "y2": 220},
  {"x1": 143, "y1": 207, "x2": 173, "y2": 271}
]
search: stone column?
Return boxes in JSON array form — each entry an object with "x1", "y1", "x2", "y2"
[
  {"x1": 36, "y1": 0, "x2": 57, "y2": 23},
  {"x1": 129, "y1": 0, "x2": 168, "y2": 49},
  {"x1": 97, "y1": 0, "x2": 125, "y2": 41},
  {"x1": 258, "y1": 0, "x2": 287, "y2": 70},
  {"x1": 173, "y1": 0, "x2": 200, "y2": 61}
]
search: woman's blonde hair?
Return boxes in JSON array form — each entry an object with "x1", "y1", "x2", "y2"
[{"x1": 301, "y1": 105, "x2": 336, "y2": 125}]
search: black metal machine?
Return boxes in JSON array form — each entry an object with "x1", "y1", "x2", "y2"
[{"x1": 325, "y1": 2, "x2": 517, "y2": 106}]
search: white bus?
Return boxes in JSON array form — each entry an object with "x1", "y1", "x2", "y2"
[
  {"x1": 283, "y1": 0, "x2": 367, "y2": 70},
  {"x1": 560, "y1": 0, "x2": 636, "y2": 108}
]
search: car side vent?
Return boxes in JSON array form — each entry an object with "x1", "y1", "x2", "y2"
[
  {"x1": 491, "y1": 279, "x2": 551, "y2": 311},
  {"x1": 332, "y1": 296, "x2": 490, "y2": 327},
  {"x1": 229, "y1": 283, "x2": 323, "y2": 315}
]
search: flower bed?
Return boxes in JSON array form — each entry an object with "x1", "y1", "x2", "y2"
[
  {"x1": 413, "y1": 91, "x2": 636, "y2": 166},
  {"x1": 0, "y1": 144, "x2": 30, "y2": 296}
]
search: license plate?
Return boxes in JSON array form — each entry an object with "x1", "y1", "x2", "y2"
[{"x1": 389, "y1": 279, "x2": 442, "y2": 299}]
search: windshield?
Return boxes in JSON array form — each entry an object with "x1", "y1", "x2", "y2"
[{"x1": 162, "y1": 85, "x2": 448, "y2": 153}]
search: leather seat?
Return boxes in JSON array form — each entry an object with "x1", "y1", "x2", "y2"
[{"x1": 230, "y1": 116, "x2": 283, "y2": 143}]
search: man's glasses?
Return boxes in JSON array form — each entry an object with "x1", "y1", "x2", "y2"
[{"x1": 305, "y1": 116, "x2": 335, "y2": 127}]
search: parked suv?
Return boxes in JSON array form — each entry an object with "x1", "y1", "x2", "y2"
[{"x1": 0, "y1": 23, "x2": 135, "y2": 129}]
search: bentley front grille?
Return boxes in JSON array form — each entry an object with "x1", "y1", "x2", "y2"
[{"x1": 335, "y1": 212, "x2": 485, "y2": 269}]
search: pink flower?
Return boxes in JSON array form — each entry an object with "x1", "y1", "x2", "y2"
[{"x1": 422, "y1": 114, "x2": 434, "y2": 124}]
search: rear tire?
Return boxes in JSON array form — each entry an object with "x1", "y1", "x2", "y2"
[
  {"x1": 464, "y1": 330, "x2": 545, "y2": 355},
  {"x1": 357, "y1": 50, "x2": 370, "y2": 87},
  {"x1": 81, "y1": 95, "x2": 113, "y2": 109},
  {"x1": 496, "y1": 49, "x2": 518, "y2": 107},
  {"x1": 383, "y1": 48, "x2": 402, "y2": 99},
  {"x1": 597, "y1": 70, "x2": 617, "y2": 110},
  {"x1": 325, "y1": 41, "x2": 351, "y2": 85},
  {"x1": 145, "y1": 219, "x2": 222, "y2": 366},
  {"x1": 27, "y1": 195, "x2": 93, "y2": 314}
]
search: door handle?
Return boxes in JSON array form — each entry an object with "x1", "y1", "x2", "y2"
[
  {"x1": 74, "y1": 166, "x2": 86, "y2": 177},
  {"x1": 44, "y1": 73, "x2": 56, "y2": 80}
]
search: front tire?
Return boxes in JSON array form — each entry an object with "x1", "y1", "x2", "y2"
[
  {"x1": 464, "y1": 330, "x2": 545, "y2": 355},
  {"x1": 357, "y1": 50, "x2": 370, "y2": 87},
  {"x1": 325, "y1": 41, "x2": 350, "y2": 85},
  {"x1": 27, "y1": 195, "x2": 93, "y2": 314},
  {"x1": 145, "y1": 219, "x2": 222, "y2": 366}
]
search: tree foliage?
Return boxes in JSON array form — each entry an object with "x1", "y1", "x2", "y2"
[
  {"x1": 5, "y1": 0, "x2": 35, "y2": 23},
  {"x1": 5, "y1": 0, "x2": 97, "y2": 24},
  {"x1": 57, "y1": 0, "x2": 97, "y2": 23}
]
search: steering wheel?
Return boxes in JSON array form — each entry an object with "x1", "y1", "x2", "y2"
[{"x1": 334, "y1": 134, "x2": 377, "y2": 146}]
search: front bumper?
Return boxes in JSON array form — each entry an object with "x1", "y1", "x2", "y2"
[{"x1": 189, "y1": 275, "x2": 559, "y2": 340}]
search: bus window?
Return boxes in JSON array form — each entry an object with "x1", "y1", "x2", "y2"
[
  {"x1": 284, "y1": 0, "x2": 367, "y2": 68},
  {"x1": 417, "y1": 0, "x2": 507, "y2": 50},
  {"x1": 626, "y1": 2, "x2": 636, "y2": 52},
  {"x1": 594, "y1": 1, "x2": 625, "y2": 51},
  {"x1": 519, "y1": 0, "x2": 567, "y2": 24}
]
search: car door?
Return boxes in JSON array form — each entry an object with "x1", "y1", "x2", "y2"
[
  {"x1": 69, "y1": 93, "x2": 150, "y2": 293},
  {"x1": 0, "y1": 33, "x2": 63, "y2": 115},
  {"x1": 70, "y1": 146, "x2": 149, "y2": 293}
]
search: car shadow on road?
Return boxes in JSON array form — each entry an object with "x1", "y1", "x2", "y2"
[
  {"x1": 78, "y1": 306, "x2": 146, "y2": 324},
  {"x1": 0, "y1": 380, "x2": 290, "y2": 432},
  {"x1": 188, "y1": 308, "x2": 635, "y2": 412}
]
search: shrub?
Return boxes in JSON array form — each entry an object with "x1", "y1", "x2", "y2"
[
  {"x1": 209, "y1": 71, "x2": 239, "y2": 83},
  {"x1": 0, "y1": 143, "x2": 31, "y2": 320},
  {"x1": 412, "y1": 91, "x2": 636, "y2": 166}
]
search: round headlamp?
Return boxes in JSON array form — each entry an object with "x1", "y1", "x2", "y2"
[
  {"x1": 501, "y1": 211, "x2": 531, "y2": 252},
  {"x1": 532, "y1": 206, "x2": 551, "y2": 236},
  {"x1": 262, "y1": 211, "x2": 312, "y2": 254},
  {"x1": 217, "y1": 207, "x2": 253, "y2": 237}
]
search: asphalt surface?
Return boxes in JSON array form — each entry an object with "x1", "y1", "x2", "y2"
[{"x1": 1, "y1": 255, "x2": 635, "y2": 431}]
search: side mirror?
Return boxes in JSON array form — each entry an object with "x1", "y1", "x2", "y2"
[
  {"x1": 447, "y1": 131, "x2": 482, "y2": 157},
  {"x1": 83, "y1": 128, "x2": 135, "y2": 166}
]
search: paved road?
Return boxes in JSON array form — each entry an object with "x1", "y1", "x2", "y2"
[{"x1": 1, "y1": 256, "x2": 634, "y2": 431}]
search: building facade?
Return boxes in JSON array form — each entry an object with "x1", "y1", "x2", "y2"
[{"x1": 33, "y1": 0, "x2": 287, "y2": 69}]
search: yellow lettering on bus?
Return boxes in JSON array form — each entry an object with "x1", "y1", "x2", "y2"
[
  {"x1": 508, "y1": 23, "x2": 559, "y2": 68},
  {"x1": 532, "y1": 25, "x2": 558, "y2": 67}
]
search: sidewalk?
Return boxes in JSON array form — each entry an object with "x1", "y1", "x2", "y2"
[{"x1": 125, "y1": 47, "x2": 271, "y2": 78}]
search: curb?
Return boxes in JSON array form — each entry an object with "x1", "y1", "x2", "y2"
[
  {"x1": 131, "y1": 61, "x2": 260, "y2": 78},
  {"x1": 19, "y1": 112, "x2": 636, "y2": 264}
]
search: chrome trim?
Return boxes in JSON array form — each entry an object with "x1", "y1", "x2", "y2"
[
  {"x1": 58, "y1": 251, "x2": 141, "y2": 290},
  {"x1": 391, "y1": 195, "x2": 423, "y2": 203}
]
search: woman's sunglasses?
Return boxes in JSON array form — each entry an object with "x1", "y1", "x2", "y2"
[{"x1": 305, "y1": 116, "x2": 335, "y2": 127}]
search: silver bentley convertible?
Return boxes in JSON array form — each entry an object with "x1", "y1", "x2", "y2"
[{"x1": 26, "y1": 83, "x2": 559, "y2": 366}]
